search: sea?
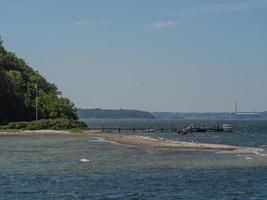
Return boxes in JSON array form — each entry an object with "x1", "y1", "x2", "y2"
[{"x1": 0, "y1": 119, "x2": 267, "y2": 199}]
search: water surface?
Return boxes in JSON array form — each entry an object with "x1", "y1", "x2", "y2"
[{"x1": 0, "y1": 120, "x2": 267, "y2": 199}]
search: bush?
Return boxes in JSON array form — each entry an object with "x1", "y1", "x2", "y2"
[
  {"x1": 7, "y1": 121, "x2": 28, "y2": 129},
  {"x1": 0, "y1": 118, "x2": 88, "y2": 130}
]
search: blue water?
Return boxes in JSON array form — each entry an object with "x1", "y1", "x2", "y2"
[{"x1": 0, "y1": 120, "x2": 267, "y2": 199}]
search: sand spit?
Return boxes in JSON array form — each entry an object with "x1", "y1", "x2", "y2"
[
  {"x1": 0, "y1": 130, "x2": 262, "y2": 153},
  {"x1": 87, "y1": 133, "x2": 261, "y2": 153}
]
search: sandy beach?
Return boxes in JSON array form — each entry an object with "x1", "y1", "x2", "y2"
[{"x1": 0, "y1": 130, "x2": 262, "y2": 153}]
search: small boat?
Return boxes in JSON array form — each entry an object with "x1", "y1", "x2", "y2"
[
  {"x1": 177, "y1": 128, "x2": 188, "y2": 134},
  {"x1": 187, "y1": 124, "x2": 207, "y2": 133},
  {"x1": 144, "y1": 128, "x2": 155, "y2": 133},
  {"x1": 222, "y1": 124, "x2": 232, "y2": 132},
  {"x1": 177, "y1": 124, "x2": 207, "y2": 134}
]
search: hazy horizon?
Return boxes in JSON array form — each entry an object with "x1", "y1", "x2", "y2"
[
  {"x1": 1, "y1": 0, "x2": 267, "y2": 112},
  {"x1": 78, "y1": 107, "x2": 266, "y2": 113}
]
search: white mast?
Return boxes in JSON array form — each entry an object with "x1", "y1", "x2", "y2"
[
  {"x1": 235, "y1": 101, "x2": 238, "y2": 113},
  {"x1": 36, "y1": 83, "x2": 38, "y2": 121}
]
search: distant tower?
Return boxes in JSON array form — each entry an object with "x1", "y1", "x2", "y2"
[{"x1": 235, "y1": 101, "x2": 238, "y2": 113}]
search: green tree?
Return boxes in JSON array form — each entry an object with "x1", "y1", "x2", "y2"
[{"x1": 0, "y1": 37, "x2": 78, "y2": 123}]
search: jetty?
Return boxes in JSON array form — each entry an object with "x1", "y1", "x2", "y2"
[
  {"x1": 98, "y1": 127, "x2": 177, "y2": 133},
  {"x1": 93, "y1": 124, "x2": 232, "y2": 133}
]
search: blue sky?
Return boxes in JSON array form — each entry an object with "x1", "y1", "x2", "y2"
[{"x1": 1, "y1": 0, "x2": 267, "y2": 112}]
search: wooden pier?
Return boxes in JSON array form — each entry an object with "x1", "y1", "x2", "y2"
[
  {"x1": 93, "y1": 127, "x2": 227, "y2": 133},
  {"x1": 95, "y1": 127, "x2": 178, "y2": 133}
]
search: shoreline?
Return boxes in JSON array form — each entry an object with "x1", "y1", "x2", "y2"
[{"x1": 0, "y1": 130, "x2": 262, "y2": 153}]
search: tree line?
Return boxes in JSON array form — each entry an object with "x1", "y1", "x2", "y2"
[{"x1": 77, "y1": 108, "x2": 156, "y2": 119}]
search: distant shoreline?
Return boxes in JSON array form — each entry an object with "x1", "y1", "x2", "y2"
[
  {"x1": 0, "y1": 130, "x2": 262, "y2": 154},
  {"x1": 77, "y1": 108, "x2": 267, "y2": 120}
]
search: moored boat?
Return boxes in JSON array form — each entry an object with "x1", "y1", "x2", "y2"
[
  {"x1": 187, "y1": 124, "x2": 207, "y2": 133},
  {"x1": 144, "y1": 128, "x2": 155, "y2": 133},
  {"x1": 222, "y1": 124, "x2": 233, "y2": 132},
  {"x1": 177, "y1": 128, "x2": 188, "y2": 134},
  {"x1": 177, "y1": 124, "x2": 207, "y2": 134}
]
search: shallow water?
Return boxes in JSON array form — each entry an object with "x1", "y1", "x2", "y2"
[{"x1": 0, "y1": 120, "x2": 267, "y2": 199}]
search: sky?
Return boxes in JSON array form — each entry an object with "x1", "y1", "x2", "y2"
[{"x1": 0, "y1": 0, "x2": 267, "y2": 112}]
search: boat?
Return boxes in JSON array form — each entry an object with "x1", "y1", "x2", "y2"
[
  {"x1": 177, "y1": 124, "x2": 208, "y2": 134},
  {"x1": 144, "y1": 128, "x2": 155, "y2": 133},
  {"x1": 222, "y1": 124, "x2": 232, "y2": 132},
  {"x1": 177, "y1": 123, "x2": 232, "y2": 134},
  {"x1": 177, "y1": 128, "x2": 188, "y2": 134},
  {"x1": 187, "y1": 124, "x2": 207, "y2": 133}
]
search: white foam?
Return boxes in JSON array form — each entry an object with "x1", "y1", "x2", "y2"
[
  {"x1": 216, "y1": 147, "x2": 267, "y2": 157},
  {"x1": 249, "y1": 148, "x2": 267, "y2": 156},
  {"x1": 80, "y1": 159, "x2": 90, "y2": 163}
]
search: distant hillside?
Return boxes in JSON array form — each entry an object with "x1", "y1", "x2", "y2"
[
  {"x1": 0, "y1": 37, "x2": 77, "y2": 123},
  {"x1": 153, "y1": 112, "x2": 266, "y2": 120},
  {"x1": 77, "y1": 108, "x2": 156, "y2": 119},
  {"x1": 153, "y1": 112, "x2": 232, "y2": 120}
]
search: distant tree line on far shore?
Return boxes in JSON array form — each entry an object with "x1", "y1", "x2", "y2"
[{"x1": 77, "y1": 108, "x2": 156, "y2": 119}]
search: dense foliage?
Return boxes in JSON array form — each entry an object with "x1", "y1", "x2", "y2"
[
  {"x1": 0, "y1": 118, "x2": 87, "y2": 130},
  {"x1": 0, "y1": 37, "x2": 77, "y2": 123},
  {"x1": 77, "y1": 108, "x2": 156, "y2": 119}
]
